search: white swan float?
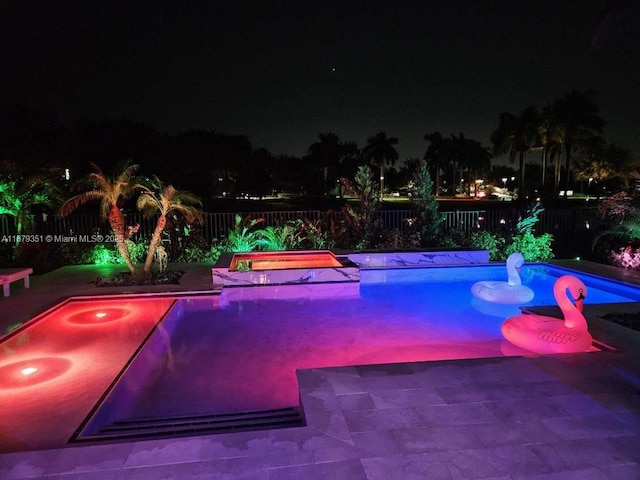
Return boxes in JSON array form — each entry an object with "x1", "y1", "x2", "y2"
[
  {"x1": 471, "y1": 252, "x2": 534, "y2": 304},
  {"x1": 501, "y1": 275, "x2": 593, "y2": 354}
]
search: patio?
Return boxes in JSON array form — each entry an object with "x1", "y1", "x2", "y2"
[{"x1": 0, "y1": 261, "x2": 639, "y2": 479}]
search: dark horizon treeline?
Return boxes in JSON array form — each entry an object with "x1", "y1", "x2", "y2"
[
  {"x1": 0, "y1": 103, "x2": 433, "y2": 202},
  {"x1": 1, "y1": 88, "x2": 637, "y2": 205}
]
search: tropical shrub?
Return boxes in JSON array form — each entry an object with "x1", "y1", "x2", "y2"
[
  {"x1": 342, "y1": 166, "x2": 381, "y2": 250},
  {"x1": 505, "y1": 202, "x2": 554, "y2": 261},
  {"x1": 410, "y1": 160, "x2": 445, "y2": 246},
  {"x1": 174, "y1": 233, "x2": 218, "y2": 263},
  {"x1": 125, "y1": 240, "x2": 147, "y2": 264},
  {"x1": 379, "y1": 228, "x2": 421, "y2": 250},
  {"x1": 514, "y1": 202, "x2": 545, "y2": 234},
  {"x1": 256, "y1": 224, "x2": 299, "y2": 251},
  {"x1": 610, "y1": 246, "x2": 640, "y2": 269},
  {"x1": 0, "y1": 173, "x2": 63, "y2": 250},
  {"x1": 290, "y1": 218, "x2": 336, "y2": 250},
  {"x1": 84, "y1": 243, "x2": 120, "y2": 265},
  {"x1": 469, "y1": 231, "x2": 508, "y2": 261},
  {"x1": 593, "y1": 174, "x2": 640, "y2": 259},
  {"x1": 506, "y1": 230, "x2": 554, "y2": 262},
  {"x1": 207, "y1": 238, "x2": 227, "y2": 263},
  {"x1": 226, "y1": 215, "x2": 264, "y2": 252}
]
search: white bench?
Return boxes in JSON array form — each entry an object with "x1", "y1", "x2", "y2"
[{"x1": 0, "y1": 268, "x2": 34, "y2": 297}]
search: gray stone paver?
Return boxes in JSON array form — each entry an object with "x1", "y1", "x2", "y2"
[
  {"x1": 1, "y1": 261, "x2": 640, "y2": 479},
  {"x1": 599, "y1": 463, "x2": 640, "y2": 480},
  {"x1": 530, "y1": 437, "x2": 639, "y2": 472},
  {"x1": 391, "y1": 424, "x2": 485, "y2": 454}
]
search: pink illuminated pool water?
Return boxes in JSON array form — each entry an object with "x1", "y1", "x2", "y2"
[{"x1": 0, "y1": 297, "x2": 175, "y2": 452}]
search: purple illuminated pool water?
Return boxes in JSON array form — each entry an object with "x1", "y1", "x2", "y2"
[{"x1": 81, "y1": 264, "x2": 639, "y2": 437}]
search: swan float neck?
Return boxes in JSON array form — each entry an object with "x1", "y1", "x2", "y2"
[{"x1": 506, "y1": 252, "x2": 524, "y2": 286}]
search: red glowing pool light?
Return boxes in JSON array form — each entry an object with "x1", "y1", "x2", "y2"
[
  {"x1": 0, "y1": 357, "x2": 72, "y2": 389},
  {"x1": 66, "y1": 307, "x2": 131, "y2": 325},
  {"x1": 229, "y1": 250, "x2": 344, "y2": 271}
]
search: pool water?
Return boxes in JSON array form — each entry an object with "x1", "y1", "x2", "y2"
[{"x1": 79, "y1": 264, "x2": 640, "y2": 439}]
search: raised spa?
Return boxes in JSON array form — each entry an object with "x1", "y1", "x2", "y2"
[
  {"x1": 230, "y1": 250, "x2": 343, "y2": 271},
  {"x1": 213, "y1": 250, "x2": 360, "y2": 287}
]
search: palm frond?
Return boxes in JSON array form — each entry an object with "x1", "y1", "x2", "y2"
[{"x1": 59, "y1": 191, "x2": 105, "y2": 217}]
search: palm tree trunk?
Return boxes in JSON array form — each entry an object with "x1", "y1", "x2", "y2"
[
  {"x1": 144, "y1": 215, "x2": 166, "y2": 272},
  {"x1": 554, "y1": 153, "x2": 561, "y2": 191},
  {"x1": 519, "y1": 152, "x2": 526, "y2": 193},
  {"x1": 108, "y1": 206, "x2": 135, "y2": 272},
  {"x1": 379, "y1": 163, "x2": 384, "y2": 199},
  {"x1": 563, "y1": 143, "x2": 572, "y2": 197}
]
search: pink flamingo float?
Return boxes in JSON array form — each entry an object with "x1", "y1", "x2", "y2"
[{"x1": 501, "y1": 275, "x2": 593, "y2": 354}]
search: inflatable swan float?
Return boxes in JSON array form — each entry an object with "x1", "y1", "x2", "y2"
[
  {"x1": 501, "y1": 275, "x2": 593, "y2": 354},
  {"x1": 471, "y1": 252, "x2": 534, "y2": 304}
]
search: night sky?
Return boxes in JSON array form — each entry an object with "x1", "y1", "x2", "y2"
[{"x1": 1, "y1": 0, "x2": 639, "y2": 161}]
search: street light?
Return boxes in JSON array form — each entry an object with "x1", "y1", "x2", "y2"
[{"x1": 502, "y1": 177, "x2": 508, "y2": 189}]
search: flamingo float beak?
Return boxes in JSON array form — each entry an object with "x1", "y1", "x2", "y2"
[{"x1": 574, "y1": 289, "x2": 586, "y2": 312}]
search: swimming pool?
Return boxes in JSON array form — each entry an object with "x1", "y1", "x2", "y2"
[{"x1": 1, "y1": 263, "x2": 638, "y2": 450}]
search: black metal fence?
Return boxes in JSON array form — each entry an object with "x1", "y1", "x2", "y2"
[{"x1": 1, "y1": 207, "x2": 600, "y2": 259}]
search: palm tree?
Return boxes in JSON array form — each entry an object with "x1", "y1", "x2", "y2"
[
  {"x1": 424, "y1": 131, "x2": 445, "y2": 196},
  {"x1": 136, "y1": 179, "x2": 202, "y2": 277},
  {"x1": 307, "y1": 133, "x2": 343, "y2": 196},
  {"x1": 491, "y1": 107, "x2": 539, "y2": 194},
  {"x1": 362, "y1": 131, "x2": 399, "y2": 199},
  {"x1": 536, "y1": 108, "x2": 565, "y2": 189},
  {"x1": 60, "y1": 162, "x2": 139, "y2": 272},
  {"x1": 0, "y1": 173, "x2": 63, "y2": 247},
  {"x1": 455, "y1": 133, "x2": 492, "y2": 189},
  {"x1": 307, "y1": 133, "x2": 360, "y2": 197},
  {"x1": 552, "y1": 89, "x2": 605, "y2": 195}
]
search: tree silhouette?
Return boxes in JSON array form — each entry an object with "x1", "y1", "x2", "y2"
[
  {"x1": 491, "y1": 106, "x2": 539, "y2": 194},
  {"x1": 362, "y1": 131, "x2": 399, "y2": 199},
  {"x1": 573, "y1": 138, "x2": 635, "y2": 194},
  {"x1": 552, "y1": 89, "x2": 605, "y2": 195},
  {"x1": 307, "y1": 133, "x2": 359, "y2": 196},
  {"x1": 423, "y1": 131, "x2": 446, "y2": 196},
  {"x1": 536, "y1": 107, "x2": 565, "y2": 190}
]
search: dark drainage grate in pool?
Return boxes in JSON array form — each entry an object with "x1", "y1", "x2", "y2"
[{"x1": 73, "y1": 407, "x2": 305, "y2": 443}]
